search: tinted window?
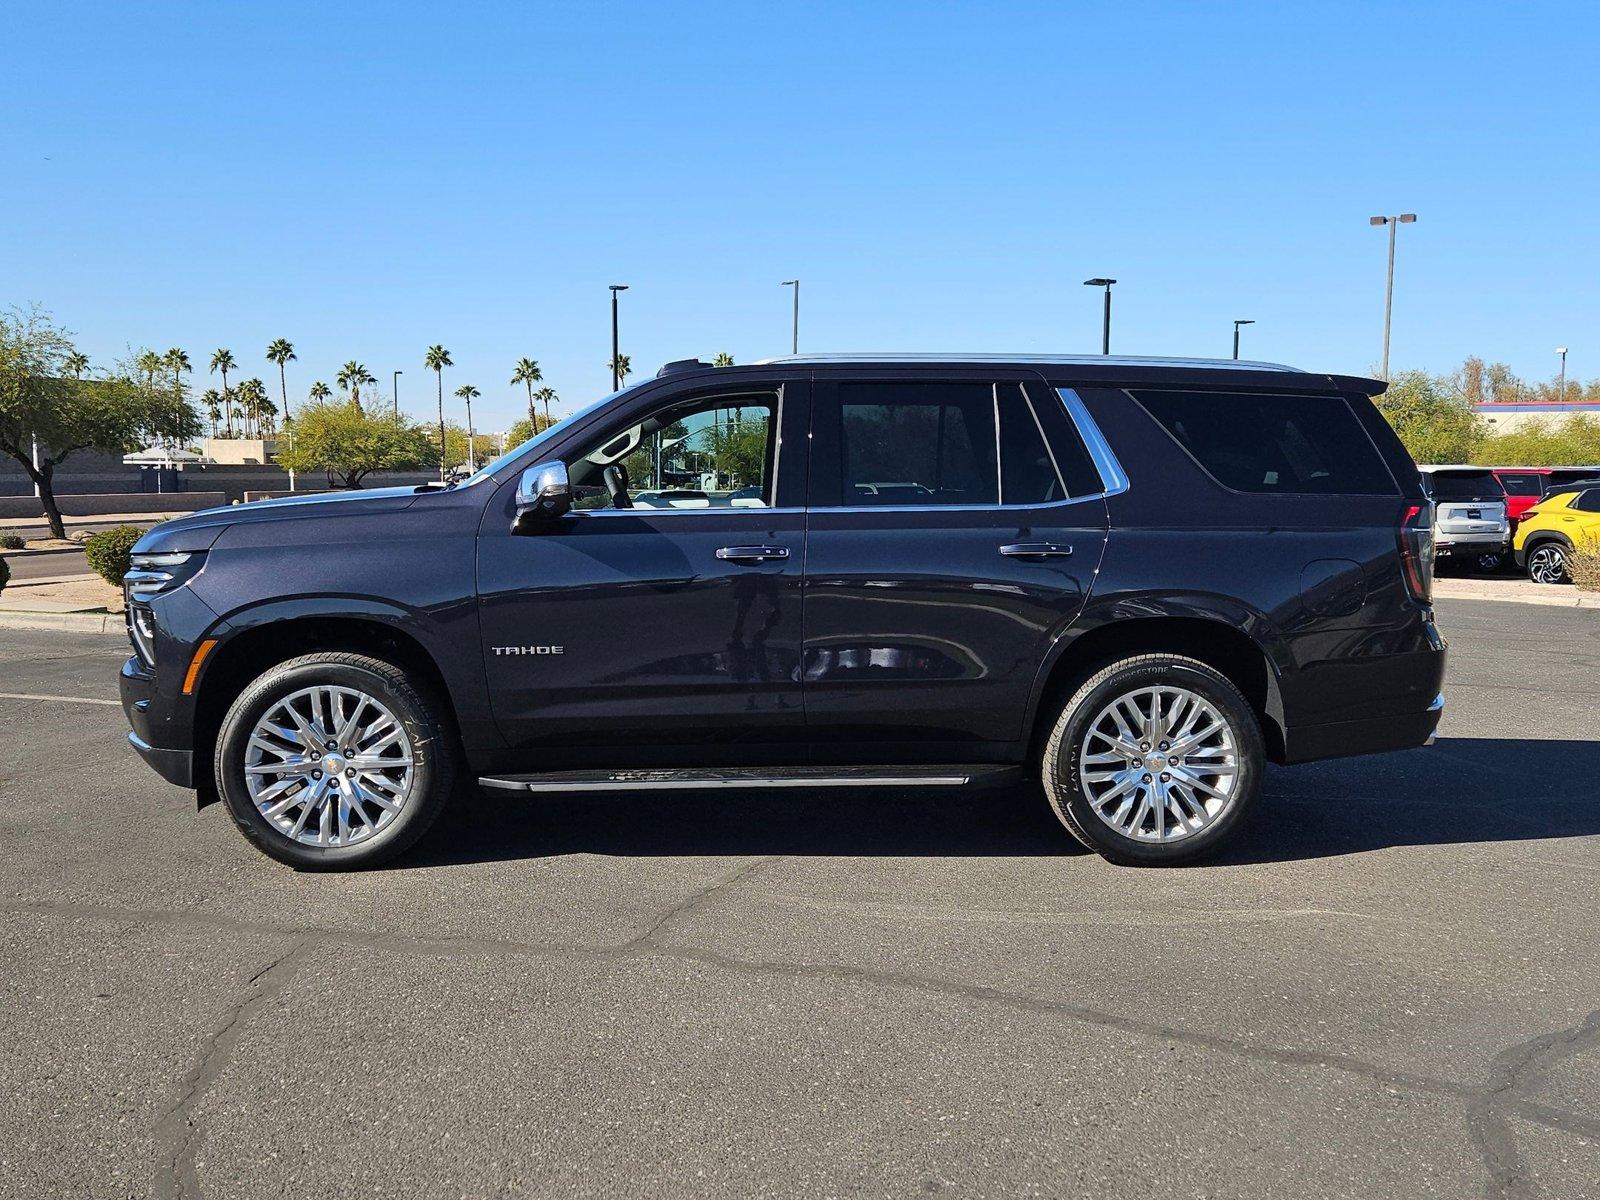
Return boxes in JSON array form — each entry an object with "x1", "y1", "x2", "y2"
[
  {"x1": 1573, "y1": 490, "x2": 1600, "y2": 514},
  {"x1": 1546, "y1": 469, "x2": 1599, "y2": 492},
  {"x1": 1495, "y1": 473, "x2": 1543, "y2": 497},
  {"x1": 1429, "y1": 470, "x2": 1503, "y2": 502},
  {"x1": 998, "y1": 383, "x2": 1064, "y2": 504},
  {"x1": 838, "y1": 383, "x2": 997, "y2": 506},
  {"x1": 1132, "y1": 391, "x2": 1395, "y2": 494}
]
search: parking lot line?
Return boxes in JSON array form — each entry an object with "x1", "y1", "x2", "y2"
[{"x1": 0, "y1": 691, "x2": 122, "y2": 706}]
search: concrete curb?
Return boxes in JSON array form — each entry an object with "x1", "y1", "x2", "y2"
[
  {"x1": 0, "y1": 610, "x2": 125, "y2": 634},
  {"x1": 1433, "y1": 580, "x2": 1600, "y2": 609}
]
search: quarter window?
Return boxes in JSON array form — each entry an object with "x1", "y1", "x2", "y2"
[
  {"x1": 1572, "y1": 489, "x2": 1600, "y2": 514},
  {"x1": 1132, "y1": 391, "x2": 1397, "y2": 495}
]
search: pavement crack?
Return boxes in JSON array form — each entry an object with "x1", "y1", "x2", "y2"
[
  {"x1": 619, "y1": 855, "x2": 784, "y2": 950},
  {"x1": 1466, "y1": 1010, "x2": 1600, "y2": 1200},
  {"x1": 151, "y1": 936, "x2": 314, "y2": 1200}
]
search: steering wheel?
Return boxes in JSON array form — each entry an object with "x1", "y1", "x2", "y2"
[{"x1": 603, "y1": 463, "x2": 633, "y2": 509}]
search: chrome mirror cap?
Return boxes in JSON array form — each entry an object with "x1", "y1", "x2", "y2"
[{"x1": 513, "y1": 460, "x2": 573, "y2": 528}]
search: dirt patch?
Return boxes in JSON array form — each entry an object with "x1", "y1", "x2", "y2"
[{"x1": 0, "y1": 576, "x2": 124, "y2": 613}]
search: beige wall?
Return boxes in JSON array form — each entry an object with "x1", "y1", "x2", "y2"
[
  {"x1": 201, "y1": 438, "x2": 278, "y2": 465},
  {"x1": 1477, "y1": 408, "x2": 1600, "y2": 434}
]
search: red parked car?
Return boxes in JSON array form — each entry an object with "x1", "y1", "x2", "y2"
[{"x1": 1490, "y1": 468, "x2": 1600, "y2": 526}]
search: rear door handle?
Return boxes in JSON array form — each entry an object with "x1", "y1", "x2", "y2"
[
  {"x1": 999, "y1": 542, "x2": 1073, "y2": 559},
  {"x1": 716, "y1": 545, "x2": 791, "y2": 563}
]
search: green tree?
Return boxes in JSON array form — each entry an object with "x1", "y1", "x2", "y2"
[
  {"x1": 308, "y1": 380, "x2": 332, "y2": 405},
  {"x1": 209, "y1": 348, "x2": 237, "y2": 436},
  {"x1": 503, "y1": 412, "x2": 558, "y2": 452},
  {"x1": 63, "y1": 351, "x2": 89, "y2": 379},
  {"x1": 235, "y1": 378, "x2": 270, "y2": 438},
  {"x1": 713, "y1": 352, "x2": 734, "y2": 367},
  {"x1": 424, "y1": 344, "x2": 452, "y2": 480},
  {"x1": 510, "y1": 357, "x2": 542, "y2": 426},
  {"x1": 135, "y1": 349, "x2": 162, "y2": 389},
  {"x1": 609, "y1": 353, "x2": 631, "y2": 386},
  {"x1": 1373, "y1": 370, "x2": 1486, "y2": 464},
  {"x1": 1, "y1": 308, "x2": 198, "y2": 537},
  {"x1": 454, "y1": 384, "x2": 482, "y2": 470},
  {"x1": 275, "y1": 401, "x2": 438, "y2": 488},
  {"x1": 266, "y1": 338, "x2": 296, "y2": 423}
]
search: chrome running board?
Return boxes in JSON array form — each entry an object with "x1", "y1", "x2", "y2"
[{"x1": 478, "y1": 765, "x2": 1019, "y2": 794}]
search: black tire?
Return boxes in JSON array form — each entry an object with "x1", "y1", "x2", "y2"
[
  {"x1": 1040, "y1": 654, "x2": 1264, "y2": 866},
  {"x1": 1474, "y1": 551, "x2": 1505, "y2": 574},
  {"x1": 1526, "y1": 541, "x2": 1570, "y2": 585},
  {"x1": 214, "y1": 652, "x2": 456, "y2": 870}
]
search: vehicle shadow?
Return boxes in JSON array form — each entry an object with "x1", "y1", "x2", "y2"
[{"x1": 397, "y1": 738, "x2": 1600, "y2": 869}]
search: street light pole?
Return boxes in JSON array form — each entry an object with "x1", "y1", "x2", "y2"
[
  {"x1": 782, "y1": 280, "x2": 799, "y2": 354},
  {"x1": 1232, "y1": 319, "x2": 1255, "y2": 360},
  {"x1": 1369, "y1": 213, "x2": 1417, "y2": 379},
  {"x1": 1083, "y1": 279, "x2": 1116, "y2": 355},
  {"x1": 609, "y1": 285, "x2": 629, "y2": 390},
  {"x1": 1557, "y1": 347, "x2": 1569, "y2": 406},
  {"x1": 392, "y1": 370, "x2": 402, "y2": 418}
]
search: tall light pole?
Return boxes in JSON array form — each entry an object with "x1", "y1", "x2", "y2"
[
  {"x1": 392, "y1": 369, "x2": 402, "y2": 418},
  {"x1": 1369, "y1": 213, "x2": 1416, "y2": 379},
  {"x1": 1232, "y1": 319, "x2": 1255, "y2": 360},
  {"x1": 1557, "y1": 347, "x2": 1569, "y2": 406},
  {"x1": 609, "y1": 285, "x2": 628, "y2": 390},
  {"x1": 782, "y1": 279, "x2": 799, "y2": 354},
  {"x1": 1083, "y1": 278, "x2": 1116, "y2": 355}
]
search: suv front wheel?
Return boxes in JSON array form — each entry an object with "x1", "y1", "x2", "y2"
[
  {"x1": 1041, "y1": 654, "x2": 1263, "y2": 866},
  {"x1": 214, "y1": 652, "x2": 456, "y2": 870}
]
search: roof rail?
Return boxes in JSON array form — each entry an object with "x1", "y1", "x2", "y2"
[{"x1": 751, "y1": 352, "x2": 1305, "y2": 372}]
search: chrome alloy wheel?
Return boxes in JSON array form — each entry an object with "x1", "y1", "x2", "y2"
[
  {"x1": 243, "y1": 685, "x2": 415, "y2": 847},
  {"x1": 1528, "y1": 544, "x2": 1567, "y2": 584},
  {"x1": 1078, "y1": 685, "x2": 1239, "y2": 843}
]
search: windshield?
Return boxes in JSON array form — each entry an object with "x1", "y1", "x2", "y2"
[
  {"x1": 455, "y1": 383, "x2": 649, "y2": 487},
  {"x1": 1429, "y1": 470, "x2": 1503, "y2": 502}
]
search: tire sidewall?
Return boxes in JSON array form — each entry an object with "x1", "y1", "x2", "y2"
[
  {"x1": 1527, "y1": 542, "x2": 1568, "y2": 584},
  {"x1": 216, "y1": 658, "x2": 446, "y2": 869},
  {"x1": 1047, "y1": 658, "x2": 1263, "y2": 866}
]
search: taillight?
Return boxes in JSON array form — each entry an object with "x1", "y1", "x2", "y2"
[{"x1": 1398, "y1": 502, "x2": 1434, "y2": 604}]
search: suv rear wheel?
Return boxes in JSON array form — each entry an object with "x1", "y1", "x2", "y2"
[
  {"x1": 1041, "y1": 654, "x2": 1263, "y2": 866},
  {"x1": 214, "y1": 652, "x2": 456, "y2": 870},
  {"x1": 1526, "y1": 542, "x2": 1569, "y2": 585}
]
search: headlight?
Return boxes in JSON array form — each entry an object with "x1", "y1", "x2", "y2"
[
  {"x1": 123, "y1": 552, "x2": 207, "y2": 668},
  {"x1": 124, "y1": 551, "x2": 206, "y2": 603}
]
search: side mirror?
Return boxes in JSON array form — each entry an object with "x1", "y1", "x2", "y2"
[{"x1": 513, "y1": 460, "x2": 573, "y2": 531}]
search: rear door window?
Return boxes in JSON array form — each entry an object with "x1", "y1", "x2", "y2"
[
  {"x1": 1131, "y1": 391, "x2": 1396, "y2": 495},
  {"x1": 1495, "y1": 473, "x2": 1543, "y2": 497},
  {"x1": 1429, "y1": 470, "x2": 1503, "y2": 503},
  {"x1": 836, "y1": 382, "x2": 998, "y2": 506}
]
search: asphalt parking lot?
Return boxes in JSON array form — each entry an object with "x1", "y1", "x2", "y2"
[{"x1": 1, "y1": 597, "x2": 1597, "y2": 1199}]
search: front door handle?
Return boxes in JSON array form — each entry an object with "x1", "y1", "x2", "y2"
[
  {"x1": 999, "y1": 542, "x2": 1073, "y2": 559},
  {"x1": 716, "y1": 545, "x2": 791, "y2": 563}
]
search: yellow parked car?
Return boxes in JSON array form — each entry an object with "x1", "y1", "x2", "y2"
[{"x1": 1513, "y1": 485, "x2": 1600, "y2": 583}]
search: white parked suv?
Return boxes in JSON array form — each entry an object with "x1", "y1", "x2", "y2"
[{"x1": 1419, "y1": 466, "x2": 1511, "y2": 570}]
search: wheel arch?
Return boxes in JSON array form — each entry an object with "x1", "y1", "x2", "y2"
[
  {"x1": 1025, "y1": 614, "x2": 1287, "y2": 765},
  {"x1": 190, "y1": 608, "x2": 462, "y2": 808}
]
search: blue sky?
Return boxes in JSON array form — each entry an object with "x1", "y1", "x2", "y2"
[{"x1": 6, "y1": 1, "x2": 1597, "y2": 429}]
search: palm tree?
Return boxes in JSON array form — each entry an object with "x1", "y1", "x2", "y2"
[
  {"x1": 534, "y1": 386, "x2": 558, "y2": 428},
  {"x1": 424, "y1": 345, "x2": 452, "y2": 480},
  {"x1": 336, "y1": 360, "x2": 376, "y2": 407},
  {"x1": 510, "y1": 357, "x2": 542, "y2": 427},
  {"x1": 454, "y1": 385, "x2": 482, "y2": 471},
  {"x1": 200, "y1": 389, "x2": 222, "y2": 437},
  {"x1": 209, "y1": 349, "x2": 237, "y2": 437},
  {"x1": 609, "y1": 354, "x2": 631, "y2": 386},
  {"x1": 236, "y1": 378, "x2": 268, "y2": 438},
  {"x1": 266, "y1": 338, "x2": 297, "y2": 424},
  {"x1": 257, "y1": 395, "x2": 279, "y2": 437},
  {"x1": 713, "y1": 353, "x2": 735, "y2": 367},
  {"x1": 308, "y1": 381, "x2": 332, "y2": 406},
  {"x1": 136, "y1": 349, "x2": 163, "y2": 389},
  {"x1": 161, "y1": 348, "x2": 192, "y2": 449},
  {"x1": 63, "y1": 351, "x2": 89, "y2": 379}
]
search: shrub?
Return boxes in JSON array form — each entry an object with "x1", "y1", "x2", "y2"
[
  {"x1": 0, "y1": 555, "x2": 9, "y2": 596},
  {"x1": 1570, "y1": 544, "x2": 1600, "y2": 593},
  {"x1": 0, "y1": 532, "x2": 24, "y2": 550},
  {"x1": 83, "y1": 525, "x2": 145, "y2": 588}
]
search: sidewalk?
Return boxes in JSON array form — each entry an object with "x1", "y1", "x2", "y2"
[{"x1": 1432, "y1": 576, "x2": 1600, "y2": 608}]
